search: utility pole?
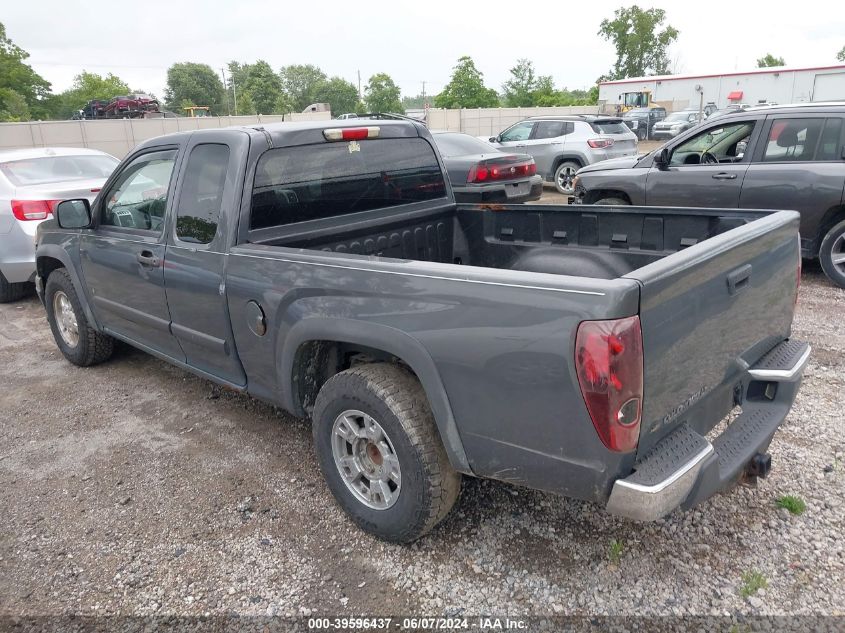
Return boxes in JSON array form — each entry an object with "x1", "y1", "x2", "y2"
[
  {"x1": 221, "y1": 68, "x2": 231, "y2": 116},
  {"x1": 357, "y1": 70, "x2": 362, "y2": 102},
  {"x1": 421, "y1": 81, "x2": 426, "y2": 106},
  {"x1": 232, "y1": 71, "x2": 239, "y2": 116}
]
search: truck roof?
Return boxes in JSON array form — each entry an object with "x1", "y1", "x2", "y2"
[{"x1": 133, "y1": 118, "x2": 428, "y2": 152}]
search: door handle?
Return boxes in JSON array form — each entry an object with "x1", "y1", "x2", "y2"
[
  {"x1": 712, "y1": 173, "x2": 737, "y2": 180},
  {"x1": 137, "y1": 250, "x2": 160, "y2": 267}
]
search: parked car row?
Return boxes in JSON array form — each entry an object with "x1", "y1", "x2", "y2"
[{"x1": 571, "y1": 102, "x2": 845, "y2": 288}]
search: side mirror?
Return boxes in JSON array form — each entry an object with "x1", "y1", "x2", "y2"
[
  {"x1": 489, "y1": 136, "x2": 499, "y2": 143},
  {"x1": 655, "y1": 148, "x2": 670, "y2": 169},
  {"x1": 56, "y1": 199, "x2": 92, "y2": 229}
]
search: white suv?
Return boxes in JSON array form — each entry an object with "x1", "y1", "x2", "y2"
[{"x1": 486, "y1": 116, "x2": 638, "y2": 194}]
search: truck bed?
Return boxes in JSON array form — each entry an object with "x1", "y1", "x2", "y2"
[{"x1": 248, "y1": 202, "x2": 769, "y2": 281}]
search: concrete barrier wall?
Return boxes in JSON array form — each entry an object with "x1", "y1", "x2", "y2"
[
  {"x1": 426, "y1": 106, "x2": 601, "y2": 137},
  {"x1": 0, "y1": 112, "x2": 331, "y2": 158},
  {"x1": 0, "y1": 107, "x2": 614, "y2": 157}
]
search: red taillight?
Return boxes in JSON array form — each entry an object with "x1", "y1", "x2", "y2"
[
  {"x1": 11, "y1": 199, "x2": 61, "y2": 221},
  {"x1": 575, "y1": 316, "x2": 643, "y2": 453},
  {"x1": 587, "y1": 138, "x2": 614, "y2": 149},
  {"x1": 467, "y1": 160, "x2": 536, "y2": 183},
  {"x1": 323, "y1": 127, "x2": 380, "y2": 141}
]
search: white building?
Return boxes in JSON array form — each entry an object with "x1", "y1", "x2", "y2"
[{"x1": 599, "y1": 64, "x2": 845, "y2": 112}]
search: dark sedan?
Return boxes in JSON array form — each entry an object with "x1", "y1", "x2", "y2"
[{"x1": 432, "y1": 132, "x2": 543, "y2": 204}]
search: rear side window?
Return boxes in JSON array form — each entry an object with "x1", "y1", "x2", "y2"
[
  {"x1": 533, "y1": 121, "x2": 568, "y2": 139},
  {"x1": 251, "y1": 137, "x2": 446, "y2": 230},
  {"x1": 591, "y1": 121, "x2": 629, "y2": 134},
  {"x1": 762, "y1": 118, "x2": 824, "y2": 162},
  {"x1": 816, "y1": 118, "x2": 843, "y2": 161},
  {"x1": 176, "y1": 144, "x2": 230, "y2": 244}
]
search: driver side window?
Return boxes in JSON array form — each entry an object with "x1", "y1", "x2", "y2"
[
  {"x1": 102, "y1": 149, "x2": 177, "y2": 232},
  {"x1": 669, "y1": 121, "x2": 755, "y2": 167},
  {"x1": 499, "y1": 121, "x2": 534, "y2": 142}
]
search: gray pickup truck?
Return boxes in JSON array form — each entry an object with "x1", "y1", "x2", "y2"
[{"x1": 35, "y1": 119, "x2": 809, "y2": 543}]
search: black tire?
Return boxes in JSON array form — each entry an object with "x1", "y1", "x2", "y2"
[
  {"x1": 312, "y1": 363, "x2": 461, "y2": 543},
  {"x1": 593, "y1": 197, "x2": 629, "y2": 206},
  {"x1": 44, "y1": 268, "x2": 114, "y2": 366},
  {"x1": 0, "y1": 270, "x2": 29, "y2": 303},
  {"x1": 554, "y1": 161, "x2": 581, "y2": 195},
  {"x1": 638, "y1": 127, "x2": 647, "y2": 141},
  {"x1": 819, "y1": 219, "x2": 845, "y2": 289}
]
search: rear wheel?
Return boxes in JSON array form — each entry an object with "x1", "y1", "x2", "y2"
[
  {"x1": 45, "y1": 269, "x2": 114, "y2": 366},
  {"x1": 312, "y1": 363, "x2": 461, "y2": 543},
  {"x1": 593, "y1": 197, "x2": 629, "y2": 206},
  {"x1": 0, "y1": 270, "x2": 29, "y2": 303},
  {"x1": 819, "y1": 219, "x2": 845, "y2": 289},
  {"x1": 554, "y1": 161, "x2": 581, "y2": 195}
]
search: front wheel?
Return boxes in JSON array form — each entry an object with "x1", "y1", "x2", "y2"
[
  {"x1": 45, "y1": 269, "x2": 114, "y2": 366},
  {"x1": 554, "y1": 161, "x2": 581, "y2": 195},
  {"x1": 593, "y1": 197, "x2": 629, "y2": 206},
  {"x1": 819, "y1": 219, "x2": 845, "y2": 289},
  {"x1": 312, "y1": 363, "x2": 461, "y2": 543}
]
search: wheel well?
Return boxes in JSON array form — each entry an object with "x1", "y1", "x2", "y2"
[
  {"x1": 291, "y1": 340, "x2": 416, "y2": 417},
  {"x1": 36, "y1": 256, "x2": 65, "y2": 281},
  {"x1": 552, "y1": 156, "x2": 584, "y2": 173},
  {"x1": 816, "y1": 205, "x2": 845, "y2": 248},
  {"x1": 582, "y1": 189, "x2": 632, "y2": 205}
]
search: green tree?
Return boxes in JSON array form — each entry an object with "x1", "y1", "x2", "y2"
[
  {"x1": 51, "y1": 71, "x2": 131, "y2": 119},
  {"x1": 364, "y1": 73, "x2": 404, "y2": 113},
  {"x1": 502, "y1": 59, "x2": 538, "y2": 107},
  {"x1": 434, "y1": 56, "x2": 499, "y2": 109},
  {"x1": 757, "y1": 53, "x2": 785, "y2": 68},
  {"x1": 314, "y1": 76, "x2": 359, "y2": 115},
  {"x1": 0, "y1": 21, "x2": 51, "y2": 120},
  {"x1": 838, "y1": 46, "x2": 845, "y2": 62},
  {"x1": 280, "y1": 64, "x2": 327, "y2": 112},
  {"x1": 0, "y1": 88, "x2": 30, "y2": 121},
  {"x1": 402, "y1": 94, "x2": 427, "y2": 109},
  {"x1": 238, "y1": 59, "x2": 282, "y2": 114},
  {"x1": 598, "y1": 6, "x2": 679, "y2": 80},
  {"x1": 165, "y1": 62, "x2": 225, "y2": 115}
]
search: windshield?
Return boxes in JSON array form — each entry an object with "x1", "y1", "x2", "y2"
[
  {"x1": 0, "y1": 155, "x2": 118, "y2": 187},
  {"x1": 665, "y1": 112, "x2": 693, "y2": 122},
  {"x1": 434, "y1": 133, "x2": 498, "y2": 157},
  {"x1": 591, "y1": 121, "x2": 629, "y2": 134}
]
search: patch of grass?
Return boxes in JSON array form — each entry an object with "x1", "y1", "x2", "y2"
[
  {"x1": 776, "y1": 494, "x2": 806, "y2": 516},
  {"x1": 739, "y1": 570, "x2": 768, "y2": 598},
  {"x1": 607, "y1": 539, "x2": 624, "y2": 564}
]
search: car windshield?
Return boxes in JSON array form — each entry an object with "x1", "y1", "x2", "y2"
[
  {"x1": 665, "y1": 112, "x2": 693, "y2": 122},
  {"x1": 0, "y1": 155, "x2": 119, "y2": 186},
  {"x1": 624, "y1": 109, "x2": 649, "y2": 117},
  {"x1": 434, "y1": 133, "x2": 498, "y2": 157}
]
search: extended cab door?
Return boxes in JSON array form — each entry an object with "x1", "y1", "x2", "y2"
[
  {"x1": 739, "y1": 114, "x2": 845, "y2": 256},
  {"x1": 163, "y1": 132, "x2": 249, "y2": 387},
  {"x1": 646, "y1": 118, "x2": 761, "y2": 207},
  {"x1": 79, "y1": 147, "x2": 184, "y2": 359}
]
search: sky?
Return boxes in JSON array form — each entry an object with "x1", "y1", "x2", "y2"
[{"x1": 4, "y1": 0, "x2": 845, "y2": 103}]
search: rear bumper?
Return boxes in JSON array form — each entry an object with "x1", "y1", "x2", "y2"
[
  {"x1": 607, "y1": 339, "x2": 810, "y2": 521},
  {"x1": 453, "y1": 177, "x2": 543, "y2": 204}
]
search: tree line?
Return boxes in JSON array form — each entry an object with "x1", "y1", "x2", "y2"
[{"x1": 4, "y1": 10, "x2": 845, "y2": 123}]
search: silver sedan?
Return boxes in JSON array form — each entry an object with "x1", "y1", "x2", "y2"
[{"x1": 0, "y1": 147, "x2": 118, "y2": 302}]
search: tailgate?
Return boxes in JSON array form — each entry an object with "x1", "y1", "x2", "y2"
[{"x1": 625, "y1": 210, "x2": 801, "y2": 458}]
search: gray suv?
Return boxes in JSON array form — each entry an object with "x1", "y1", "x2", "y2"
[
  {"x1": 571, "y1": 103, "x2": 845, "y2": 288},
  {"x1": 486, "y1": 116, "x2": 638, "y2": 194}
]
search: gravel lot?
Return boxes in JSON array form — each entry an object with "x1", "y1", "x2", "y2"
[{"x1": 0, "y1": 252, "x2": 842, "y2": 619}]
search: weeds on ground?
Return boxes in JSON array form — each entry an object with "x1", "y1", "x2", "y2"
[
  {"x1": 776, "y1": 495, "x2": 806, "y2": 515},
  {"x1": 607, "y1": 539, "x2": 624, "y2": 564},
  {"x1": 739, "y1": 570, "x2": 768, "y2": 598}
]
